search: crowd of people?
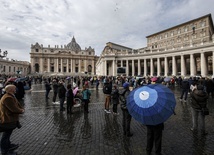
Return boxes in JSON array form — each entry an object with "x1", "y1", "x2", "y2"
[{"x1": 0, "y1": 74, "x2": 213, "y2": 155}]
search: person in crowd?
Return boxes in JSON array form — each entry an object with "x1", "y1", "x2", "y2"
[
  {"x1": 27, "y1": 78, "x2": 32, "y2": 89},
  {"x1": 0, "y1": 84, "x2": 25, "y2": 155},
  {"x1": 190, "y1": 81, "x2": 197, "y2": 92},
  {"x1": 190, "y1": 85, "x2": 209, "y2": 135},
  {"x1": 58, "y1": 80, "x2": 66, "y2": 112},
  {"x1": 180, "y1": 77, "x2": 190, "y2": 102},
  {"x1": 95, "y1": 78, "x2": 100, "y2": 90},
  {"x1": 146, "y1": 123, "x2": 164, "y2": 155},
  {"x1": 44, "y1": 79, "x2": 51, "y2": 99},
  {"x1": 66, "y1": 84, "x2": 74, "y2": 114},
  {"x1": 52, "y1": 79, "x2": 59, "y2": 104},
  {"x1": 206, "y1": 79, "x2": 214, "y2": 98},
  {"x1": 120, "y1": 82, "x2": 133, "y2": 137},
  {"x1": 82, "y1": 85, "x2": 91, "y2": 113},
  {"x1": 103, "y1": 78, "x2": 112, "y2": 113},
  {"x1": 111, "y1": 84, "x2": 120, "y2": 115},
  {"x1": 15, "y1": 81, "x2": 25, "y2": 100}
]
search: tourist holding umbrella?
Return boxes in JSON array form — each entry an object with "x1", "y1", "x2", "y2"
[
  {"x1": 127, "y1": 84, "x2": 176, "y2": 155},
  {"x1": 120, "y1": 82, "x2": 133, "y2": 137}
]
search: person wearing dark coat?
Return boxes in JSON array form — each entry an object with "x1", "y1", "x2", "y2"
[
  {"x1": 146, "y1": 123, "x2": 164, "y2": 155},
  {"x1": 66, "y1": 84, "x2": 74, "y2": 114},
  {"x1": 180, "y1": 77, "x2": 190, "y2": 102},
  {"x1": 190, "y1": 85, "x2": 208, "y2": 135},
  {"x1": 44, "y1": 80, "x2": 51, "y2": 99},
  {"x1": 52, "y1": 79, "x2": 58, "y2": 103},
  {"x1": 205, "y1": 79, "x2": 214, "y2": 98},
  {"x1": 120, "y1": 82, "x2": 133, "y2": 137},
  {"x1": 15, "y1": 82, "x2": 25, "y2": 100},
  {"x1": 58, "y1": 81, "x2": 66, "y2": 112},
  {"x1": 111, "y1": 84, "x2": 120, "y2": 115}
]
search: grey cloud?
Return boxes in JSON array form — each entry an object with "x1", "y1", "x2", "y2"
[{"x1": 0, "y1": 0, "x2": 214, "y2": 62}]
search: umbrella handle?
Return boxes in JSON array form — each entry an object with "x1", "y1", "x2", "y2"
[{"x1": 171, "y1": 107, "x2": 176, "y2": 115}]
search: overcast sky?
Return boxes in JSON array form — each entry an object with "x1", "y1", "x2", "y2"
[{"x1": 0, "y1": 0, "x2": 214, "y2": 62}]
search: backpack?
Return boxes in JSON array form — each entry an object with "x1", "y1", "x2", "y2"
[{"x1": 103, "y1": 84, "x2": 111, "y2": 94}]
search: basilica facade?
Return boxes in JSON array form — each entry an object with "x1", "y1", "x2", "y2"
[
  {"x1": 96, "y1": 14, "x2": 214, "y2": 77},
  {"x1": 30, "y1": 37, "x2": 99, "y2": 76}
]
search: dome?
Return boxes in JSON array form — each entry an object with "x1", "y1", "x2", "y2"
[{"x1": 67, "y1": 36, "x2": 81, "y2": 51}]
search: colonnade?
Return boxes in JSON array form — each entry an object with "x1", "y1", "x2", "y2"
[
  {"x1": 31, "y1": 57, "x2": 95, "y2": 74},
  {"x1": 102, "y1": 51, "x2": 214, "y2": 77}
]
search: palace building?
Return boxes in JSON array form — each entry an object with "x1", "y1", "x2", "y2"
[
  {"x1": 30, "y1": 37, "x2": 99, "y2": 76},
  {"x1": 0, "y1": 58, "x2": 30, "y2": 76},
  {"x1": 96, "y1": 14, "x2": 214, "y2": 77}
]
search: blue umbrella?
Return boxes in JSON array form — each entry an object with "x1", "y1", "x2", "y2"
[
  {"x1": 15, "y1": 77, "x2": 28, "y2": 82},
  {"x1": 127, "y1": 84, "x2": 176, "y2": 125}
]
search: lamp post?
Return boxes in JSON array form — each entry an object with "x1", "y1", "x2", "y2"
[{"x1": 0, "y1": 49, "x2": 8, "y2": 58}]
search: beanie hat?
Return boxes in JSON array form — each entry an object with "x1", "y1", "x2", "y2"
[{"x1": 123, "y1": 82, "x2": 129, "y2": 89}]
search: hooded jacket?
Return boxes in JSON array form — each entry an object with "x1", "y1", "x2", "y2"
[
  {"x1": 120, "y1": 87, "x2": 130, "y2": 110},
  {"x1": 190, "y1": 89, "x2": 208, "y2": 110}
]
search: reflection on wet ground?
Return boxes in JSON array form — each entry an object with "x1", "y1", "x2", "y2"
[{"x1": 2, "y1": 83, "x2": 214, "y2": 155}]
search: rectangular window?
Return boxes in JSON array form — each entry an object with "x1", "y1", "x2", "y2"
[{"x1": 178, "y1": 29, "x2": 181, "y2": 34}]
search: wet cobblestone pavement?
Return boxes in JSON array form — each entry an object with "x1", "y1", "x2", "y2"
[{"x1": 1, "y1": 84, "x2": 214, "y2": 155}]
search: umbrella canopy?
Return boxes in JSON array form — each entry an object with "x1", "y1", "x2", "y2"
[
  {"x1": 66, "y1": 76, "x2": 71, "y2": 80},
  {"x1": 6, "y1": 77, "x2": 17, "y2": 82},
  {"x1": 50, "y1": 73, "x2": 65, "y2": 77},
  {"x1": 127, "y1": 84, "x2": 176, "y2": 125},
  {"x1": 151, "y1": 77, "x2": 158, "y2": 82},
  {"x1": 15, "y1": 77, "x2": 28, "y2": 82},
  {"x1": 164, "y1": 77, "x2": 171, "y2": 82}
]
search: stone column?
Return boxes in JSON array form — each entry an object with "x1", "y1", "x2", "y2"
[
  {"x1": 164, "y1": 57, "x2": 168, "y2": 76},
  {"x1": 61, "y1": 58, "x2": 63, "y2": 73},
  {"x1": 121, "y1": 60, "x2": 123, "y2": 67},
  {"x1": 144, "y1": 59, "x2": 147, "y2": 76},
  {"x1": 66, "y1": 59, "x2": 69, "y2": 73},
  {"x1": 92, "y1": 60, "x2": 95, "y2": 75},
  {"x1": 126, "y1": 60, "x2": 129, "y2": 76},
  {"x1": 132, "y1": 60, "x2": 135, "y2": 76},
  {"x1": 172, "y1": 56, "x2": 177, "y2": 76},
  {"x1": 150, "y1": 58, "x2": 153, "y2": 76},
  {"x1": 40, "y1": 58, "x2": 43, "y2": 73},
  {"x1": 201, "y1": 52, "x2": 207, "y2": 77},
  {"x1": 79, "y1": 60, "x2": 81, "y2": 73},
  {"x1": 47, "y1": 58, "x2": 50, "y2": 72},
  {"x1": 181, "y1": 55, "x2": 186, "y2": 76},
  {"x1": 113, "y1": 60, "x2": 115, "y2": 76},
  {"x1": 31, "y1": 58, "x2": 35, "y2": 73},
  {"x1": 157, "y1": 58, "x2": 160, "y2": 76},
  {"x1": 84, "y1": 59, "x2": 87, "y2": 73},
  {"x1": 138, "y1": 59, "x2": 141, "y2": 75},
  {"x1": 190, "y1": 54, "x2": 196, "y2": 76},
  {"x1": 56, "y1": 58, "x2": 59, "y2": 72},
  {"x1": 70, "y1": 59, "x2": 73, "y2": 73}
]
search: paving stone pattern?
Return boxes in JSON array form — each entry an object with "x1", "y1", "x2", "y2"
[{"x1": 1, "y1": 84, "x2": 214, "y2": 155}]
